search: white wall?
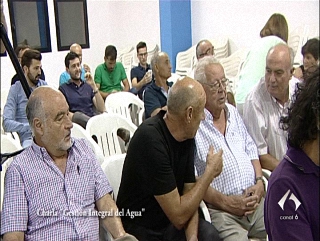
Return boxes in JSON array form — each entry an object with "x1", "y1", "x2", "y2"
[
  {"x1": 191, "y1": 0, "x2": 319, "y2": 54},
  {"x1": 1, "y1": 0, "x2": 161, "y2": 89},
  {"x1": 1, "y1": 0, "x2": 319, "y2": 90}
]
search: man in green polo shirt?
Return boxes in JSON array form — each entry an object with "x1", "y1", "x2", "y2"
[{"x1": 94, "y1": 45, "x2": 130, "y2": 100}]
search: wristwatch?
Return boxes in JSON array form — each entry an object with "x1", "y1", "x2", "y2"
[
  {"x1": 93, "y1": 89, "x2": 99, "y2": 95},
  {"x1": 255, "y1": 176, "x2": 265, "y2": 185}
]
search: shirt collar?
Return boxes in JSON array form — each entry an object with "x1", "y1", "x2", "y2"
[
  {"x1": 285, "y1": 145, "x2": 319, "y2": 176},
  {"x1": 31, "y1": 138, "x2": 76, "y2": 162},
  {"x1": 203, "y1": 104, "x2": 230, "y2": 122},
  {"x1": 151, "y1": 80, "x2": 173, "y2": 90},
  {"x1": 138, "y1": 63, "x2": 151, "y2": 71}
]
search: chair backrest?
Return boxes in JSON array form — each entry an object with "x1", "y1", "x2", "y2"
[
  {"x1": 1, "y1": 134, "x2": 23, "y2": 211},
  {"x1": 1, "y1": 88, "x2": 9, "y2": 115},
  {"x1": 105, "y1": 92, "x2": 145, "y2": 126},
  {"x1": 70, "y1": 123, "x2": 105, "y2": 165},
  {"x1": 86, "y1": 113, "x2": 137, "y2": 157},
  {"x1": 220, "y1": 48, "x2": 249, "y2": 93},
  {"x1": 211, "y1": 37, "x2": 229, "y2": 60},
  {"x1": 175, "y1": 46, "x2": 196, "y2": 76},
  {"x1": 101, "y1": 153, "x2": 126, "y2": 201},
  {"x1": 1, "y1": 134, "x2": 23, "y2": 154}
]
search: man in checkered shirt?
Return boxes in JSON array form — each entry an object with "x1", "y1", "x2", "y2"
[
  {"x1": 1, "y1": 86, "x2": 137, "y2": 241},
  {"x1": 194, "y1": 56, "x2": 266, "y2": 240}
]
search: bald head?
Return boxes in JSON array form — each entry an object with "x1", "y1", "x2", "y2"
[
  {"x1": 26, "y1": 87, "x2": 67, "y2": 130},
  {"x1": 151, "y1": 52, "x2": 167, "y2": 71},
  {"x1": 70, "y1": 43, "x2": 82, "y2": 62},
  {"x1": 167, "y1": 77, "x2": 206, "y2": 116},
  {"x1": 151, "y1": 51, "x2": 172, "y2": 80},
  {"x1": 267, "y1": 43, "x2": 294, "y2": 68},
  {"x1": 196, "y1": 40, "x2": 214, "y2": 60}
]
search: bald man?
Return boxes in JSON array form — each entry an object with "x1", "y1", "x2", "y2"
[
  {"x1": 1, "y1": 86, "x2": 137, "y2": 241},
  {"x1": 59, "y1": 43, "x2": 91, "y2": 86},
  {"x1": 243, "y1": 44, "x2": 300, "y2": 171},
  {"x1": 144, "y1": 52, "x2": 173, "y2": 119},
  {"x1": 117, "y1": 77, "x2": 223, "y2": 240}
]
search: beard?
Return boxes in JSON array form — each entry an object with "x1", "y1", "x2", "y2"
[
  {"x1": 27, "y1": 72, "x2": 40, "y2": 86},
  {"x1": 71, "y1": 72, "x2": 81, "y2": 81}
]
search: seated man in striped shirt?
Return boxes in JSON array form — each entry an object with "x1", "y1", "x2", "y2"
[
  {"x1": 1, "y1": 87, "x2": 137, "y2": 241},
  {"x1": 194, "y1": 56, "x2": 266, "y2": 241}
]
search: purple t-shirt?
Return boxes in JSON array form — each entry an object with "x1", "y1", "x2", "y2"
[{"x1": 264, "y1": 146, "x2": 319, "y2": 241}]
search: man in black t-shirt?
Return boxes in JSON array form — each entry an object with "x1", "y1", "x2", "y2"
[{"x1": 117, "y1": 77, "x2": 223, "y2": 241}]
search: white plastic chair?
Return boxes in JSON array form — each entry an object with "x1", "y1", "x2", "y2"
[
  {"x1": 220, "y1": 48, "x2": 249, "y2": 94},
  {"x1": 105, "y1": 92, "x2": 145, "y2": 126},
  {"x1": 1, "y1": 134, "x2": 23, "y2": 211},
  {"x1": 1, "y1": 88, "x2": 9, "y2": 115},
  {"x1": 70, "y1": 122, "x2": 105, "y2": 165},
  {"x1": 86, "y1": 113, "x2": 137, "y2": 157},
  {"x1": 99, "y1": 153, "x2": 126, "y2": 241},
  {"x1": 175, "y1": 45, "x2": 196, "y2": 76},
  {"x1": 211, "y1": 37, "x2": 229, "y2": 60}
]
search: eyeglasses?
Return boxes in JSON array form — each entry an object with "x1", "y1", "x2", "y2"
[
  {"x1": 202, "y1": 78, "x2": 229, "y2": 92},
  {"x1": 138, "y1": 52, "x2": 148, "y2": 57},
  {"x1": 198, "y1": 46, "x2": 215, "y2": 59}
]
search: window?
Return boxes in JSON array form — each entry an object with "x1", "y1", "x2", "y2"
[
  {"x1": 54, "y1": 0, "x2": 89, "y2": 51},
  {"x1": 8, "y1": 0, "x2": 51, "y2": 53}
]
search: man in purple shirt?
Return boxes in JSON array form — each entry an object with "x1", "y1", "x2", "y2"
[
  {"x1": 1, "y1": 87, "x2": 137, "y2": 241},
  {"x1": 264, "y1": 67, "x2": 319, "y2": 241}
]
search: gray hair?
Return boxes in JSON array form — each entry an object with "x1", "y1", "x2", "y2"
[
  {"x1": 194, "y1": 56, "x2": 220, "y2": 84},
  {"x1": 151, "y1": 52, "x2": 161, "y2": 73},
  {"x1": 26, "y1": 93, "x2": 46, "y2": 135}
]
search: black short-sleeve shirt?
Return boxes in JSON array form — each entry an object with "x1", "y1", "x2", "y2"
[{"x1": 116, "y1": 111, "x2": 196, "y2": 230}]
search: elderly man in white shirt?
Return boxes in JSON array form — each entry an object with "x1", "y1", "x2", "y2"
[
  {"x1": 194, "y1": 56, "x2": 266, "y2": 241},
  {"x1": 243, "y1": 43, "x2": 299, "y2": 172}
]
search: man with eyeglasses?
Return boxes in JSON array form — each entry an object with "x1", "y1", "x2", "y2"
[
  {"x1": 190, "y1": 39, "x2": 236, "y2": 106},
  {"x1": 194, "y1": 56, "x2": 266, "y2": 241},
  {"x1": 130, "y1": 41, "x2": 152, "y2": 100}
]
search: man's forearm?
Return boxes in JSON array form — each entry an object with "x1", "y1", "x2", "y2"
[
  {"x1": 184, "y1": 211, "x2": 198, "y2": 241},
  {"x1": 96, "y1": 194, "x2": 126, "y2": 239},
  {"x1": 259, "y1": 154, "x2": 279, "y2": 171}
]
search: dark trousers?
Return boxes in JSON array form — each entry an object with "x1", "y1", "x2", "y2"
[{"x1": 123, "y1": 218, "x2": 221, "y2": 241}]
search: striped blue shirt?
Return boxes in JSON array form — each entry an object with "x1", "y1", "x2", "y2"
[{"x1": 195, "y1": 104, "x2": 258, "y2": 195}]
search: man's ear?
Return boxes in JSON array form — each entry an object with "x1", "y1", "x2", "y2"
[
  {"x1": 33, "y1": 118, "x2": 44, "y2": 136},
  {"x1": 290, "y1": 68, "x2": 295, "y2": 74},
  {"x1": 22, "y1": 65, "x2": 28, "y2": 74},
  {"x1": 186, "y1": 106, "x2": 193, "y2": 124}
]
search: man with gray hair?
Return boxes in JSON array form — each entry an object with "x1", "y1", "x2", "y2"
[
  {"x1": 1, "y1": 86, "x2": 138, "y2": 241},
  {"x1": 190, "y1": 39, "x2": 235, "y2": 106},
  {"x1": 243, "y1": 43, "x2": 299, "y2": 171},
  {"x1": 143, "y1": 51, "x2": 173, "y2": 119},
  {"x1": 194, "y1": 56, "x2": 266, "y2": 241},
  {"x1": 117, "y1": 77, "x2": 223, "y2": 240}
]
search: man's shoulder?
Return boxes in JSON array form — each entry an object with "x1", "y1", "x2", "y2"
[
  {"x1": 59, "y1": 70, "x2": 69, "y2": 77},
  {"x1": 246, "y1": 78, "x2": 267, "y2": 102}
]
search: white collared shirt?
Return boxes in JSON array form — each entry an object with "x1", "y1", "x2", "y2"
[{"x1": 243, "y1": 76, "x2": 299, "y2": 161}]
